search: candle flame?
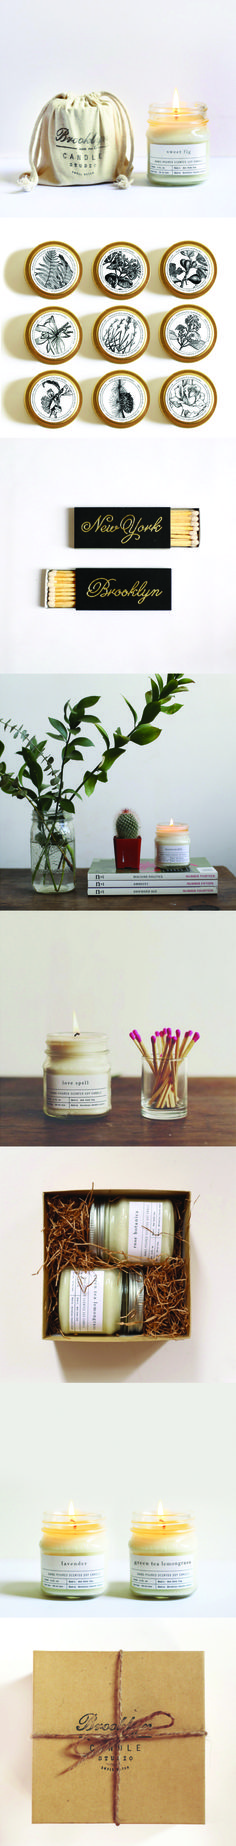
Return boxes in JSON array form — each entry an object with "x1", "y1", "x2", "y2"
[
  {"x1": 172, "y1": 89, "x2": 180, "y2": 116},
  {"x1": 73, "y1": 1011, "x2": 79, "y2": 1036},
  {"x1": 157, "y1": 1501, "x2": 164, "y2": 1516},
  {"x1": 68, "y1": 1500, "x2": 75, "y2": 1516},
  {"x1": 170, "y1": 819, "x2": 174, "y2": 827}
]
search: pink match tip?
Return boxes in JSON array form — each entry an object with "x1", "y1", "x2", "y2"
[
  {"x1": 193, "y1": 1031, "x2": 200, "y2": 1042},
  {"x1": 130, "y1": 1029, "x2": 141, "y2": 1043}
]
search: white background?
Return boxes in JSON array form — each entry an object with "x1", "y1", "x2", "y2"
[
  {"x1": 2, "y1": 215, "x2": 234, "y2": 439},
  {"x1": 0, "y1": 1144, "x2": 235, "y2": 1386},
  {"x1": 0, "y1": 1617, "x2": 235, "y2": 1839},
  {"x1": 1, "y1": 0, "x2": 236, "y2": 154},
  {"x1": 1, "y1": 673, "x2": 236, "y2": 872},
  {"x1": 0, "y1": 910, "x2": 235, "y2": 1074},
  {"x1": 1, "y1": 436, "x2": 235, "y2": 678},
  {"x1": 0, "y1": 1380, "x2": 236, "y2": 1558}
]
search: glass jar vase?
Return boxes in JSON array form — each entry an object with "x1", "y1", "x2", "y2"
[
  {"x1": 30, "y1": 808, "x2": 75, "y2": 895},
  {"x1": 141, "y1": 1059, "x2": 187, "y2": 1121}
]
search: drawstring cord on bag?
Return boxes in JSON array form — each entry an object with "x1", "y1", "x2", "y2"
[{"x1": 18, "y1": 91, "x2": 134, "y2": 189}]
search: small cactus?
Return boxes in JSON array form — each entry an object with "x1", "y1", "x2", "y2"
[{"x1": 116, "y1": 808, "x2": 140, "y2": 839}]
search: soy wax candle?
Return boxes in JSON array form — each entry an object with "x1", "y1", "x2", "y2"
[
  {"x1": 89, "y1": 1196, "x2": 175, "y2": 1262},
  {"x1": 147, "y1": 95, "x2": 209, "y2": 185},
  {"x1": 40, "y1": 1507, "x2": 107, "y2": 1598},
  {"x1": 155, "y1": 822, "x2": 190, "y2": 869},
  {"x1": 129, "y1": 1506, "x2": 197, "y2": 1597},
  {"x1": 59, "y1": 1266, "x2": 144, "y2": 1335},
  {"x1": 43, "y1": 1032, "x2": 111, "y2": 1117}
]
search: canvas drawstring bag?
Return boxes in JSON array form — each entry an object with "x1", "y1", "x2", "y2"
[{"x1": 19, "y1": 91, "x2": 134, "y2": 188}]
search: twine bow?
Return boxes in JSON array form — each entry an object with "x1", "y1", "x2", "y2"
[{"x1": 33, "y1": 1648, "x2": 206, "y2": 1826}]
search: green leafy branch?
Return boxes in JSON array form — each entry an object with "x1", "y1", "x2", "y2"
[{"x1": 0, "y1": 675, "x2": 193, "y2": 891}]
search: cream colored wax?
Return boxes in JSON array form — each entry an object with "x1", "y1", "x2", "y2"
[
  {"x1": 129, "y1": 1510, "x2": 197, "y2": 1597},
  {"x1": 89, "y1": 1196, "x2": 175, "y2": 1262},
  {"x1": 43, "y1": 1032, "x2": 111, "y2": 1117},
  {"x1": 40, "y1": 1510, "x2": 106, "y2": 1598},
  {"x1": 59, "y1": 1265, "x2": 144, "y2": 1336}
]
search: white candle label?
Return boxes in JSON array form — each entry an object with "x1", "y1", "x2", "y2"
[
  {"x1": 45, "y1": 1072, "x2": 110, "y2": 1113},
  {"x1": 41, "y1": 1552, "x2": 105, "y2": 1594},
  {"x1": 158, "y1": 840, "x2": 189, "y2": 866},
  {"x1": 149, "y1": 142, "x2": 207, "y2": 179},
  {"x1": 69, "y1": 1268, "x2": 105, "y2": 1333},
  {"x1": 128, "y1": 1200, "x2": 163, "y2": 1260},
  {"x1": 130, "y1": 1552, "x2": 195, "y2": 1593}
]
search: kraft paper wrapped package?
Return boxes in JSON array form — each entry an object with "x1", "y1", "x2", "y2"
[
  {"x1": 19, "y1": 93, "x2": 134, "y2": 189},
  {"x1": 32, "y1": 1649, "x2": 205, "y2": 1824}
]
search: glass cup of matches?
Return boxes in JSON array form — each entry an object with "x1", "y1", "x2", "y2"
[{"x1": 130, "y1": 1028, "x2": 200, "y2": 1121}]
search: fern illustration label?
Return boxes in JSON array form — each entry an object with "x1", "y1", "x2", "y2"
[
  {"x1": 25, "y1": 242, "x2": 82, "y2": 298},
  {"x1": 73, "y1": 570, "x2": 171, "y2": 609},
  {"x1": 74, "y1": 508, "x2": 171, "y2": 549}
]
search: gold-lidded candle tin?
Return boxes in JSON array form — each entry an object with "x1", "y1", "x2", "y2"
[
  {"x1": 93, "y1": 371, "x2": 150, "y2": 428},
  {"x1": 93, "y1": 305, "x2": 150, "y2": 363},
  {"x1": 25, "y1": 307, "x2": 82, "y2": 365},
  {"x1": 25, "y1": 241, "x2": 82, "y2": 298},
  {"x1": 25, "y1": 371, "x2": 82, "y2": 428},
  {"x1": 93, "y1": 242, "x2": 150, "y2": 298},
  {"x1": 160, "y1": 305, "x2": 217, "y2": 362},
  {"x1": 160, "y1": 370, "x2": 217, "y2": 427},
  {"x1": 160, "y1": 240, "x2": 217, "y2": 297}
]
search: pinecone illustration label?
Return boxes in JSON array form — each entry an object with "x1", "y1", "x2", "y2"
[{"x1": 94, "y1": 372, "x2": 150, "y2": 426}]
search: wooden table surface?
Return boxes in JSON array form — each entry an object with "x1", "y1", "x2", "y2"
[
  {"x1": 0, "y1": 1077, "x2": 235, "y2": 1146},
  {"x1": 0, "y1": 866, "x2": 236, "y2": 910}
]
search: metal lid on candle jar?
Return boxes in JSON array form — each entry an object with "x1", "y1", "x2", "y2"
[
  {"x1": 89, "y1": 1201, "x2": 106, "y2": 1249},
  {"x1": 121, "y1": 1270, "x2": 144, "y2": 1333}
]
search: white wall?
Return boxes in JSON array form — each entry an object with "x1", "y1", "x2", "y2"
[
  {"x1": 0, "y1": 1378, "x2": 235, "y2": 1559},
  {"x1": 0, "y1": 1617, "x2": 235, "y2": 1840},
  {"x1": 1, "y1": 435, "x2": 235, "y2": 677},
  {"x1": 0, "y1": 911, "x2": 235, "y2": 1075},
  {"x1": 1, "y1": 0, "x2": 236, "y2": 155},
  {"x1": 0, "y1": 1145, "x2": 235, "y2": 1386},
  {"x1": 1, "y1": 674, "x2": 236, "y2": 872}
]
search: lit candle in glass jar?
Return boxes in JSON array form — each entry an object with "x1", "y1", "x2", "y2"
[
  {"x1": 129, "y1": 1504, "x2": 197, "y2": 1597},
  {"x1": 40, "y1": 1505, "x2": 107, "y2": 1598},
  {"x1": 147, "y1": 94, "x2": 209, "y2": 185},
  {"x1": 43, "y1": 1020, "x2": 111, "y2": 1117},
  {"x1": 155, "y1": 821, "x2": 190, "y2": 869}
]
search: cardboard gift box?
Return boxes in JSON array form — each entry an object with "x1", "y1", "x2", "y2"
[
  {"x1": 32, "y1": 1648, "x2": 205, "y2": 1823},
  {"x1": 42, "y1": 1186, "x2": 191, "y2": 1345}
]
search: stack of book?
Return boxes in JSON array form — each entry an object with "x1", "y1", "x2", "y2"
[{"x1": 87, "y1": 858, "x2": 218, "y2": 896}]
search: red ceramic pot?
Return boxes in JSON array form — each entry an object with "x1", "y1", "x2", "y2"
[{"x1": 114, "y1": 835, "x2": 141, "y2": 871}]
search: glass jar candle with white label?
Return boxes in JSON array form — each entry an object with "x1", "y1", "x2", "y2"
[
  {"x1": 155, "y1": 823, "x2": 190, "y2": 870},
  {"x1": 40, "y1": 1509, "x2": 106, "y2": 1598},
  {"x1": 89, "y1": 1197, "x2": 175, "y2": 1262},
  {"x1": 58, "y1": 1265, "x2": 144, "y2": 1336},
  {"x1": 147, "y1": 103, "x2": 209, "y2": 185},
  {"x1": 43, "y1": 1034, "x2": 111, "y2": 1117},
  {"x1": 129, "y1": 1509, "x2": 197, "y2": 1598}
]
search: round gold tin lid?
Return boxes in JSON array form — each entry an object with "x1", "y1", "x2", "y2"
[
  {"x1": 93, "y1": 305, "x2": 150, "y2": 363},
  {"x1": 25, "y1": 371, "x2": 82, "y2": 428},
  {"x1": 25, "y1": 307, "x2": 82, "y2": 364},
  {"x1": 93, "y1": 242, "x2": 150, "y2": 299},
  {"x1": 93, "y1": 371, "x2": 150, "y2": 427},
  {"x1": 160, "y1": 304, "x2": 217, "y2": 362},
  {"x1": 25, "y1": 242, "x2": 82, "y2": 298},
  {"x1": 160, "y1": 370, "x2": 217, "y2": 427},
  {"x1": 160, "y1": 241, "x2": 217, "y2": 298}
]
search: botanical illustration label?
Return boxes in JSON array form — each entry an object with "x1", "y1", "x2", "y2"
[
  {"x1": 128, "y1": 1201, "x2": 163, "y2": 1259},
  {"x1": 28, "y1": 309, "x2": 80, "y2": 361},
  {"x1": 96, "y1": 244, "x2": 148, "y2": 296},
  {"x1": 95, "y1": 372, "x2": 148, "y2": 425},
  {"x1": 96, "y1": 308, "x2": 148, "y2": 360},
  {"x1": 69, "y1": 1267, "x2": 105, "y2": 1332},
  {"x1": 28, "y1": 373, "x2": 79, "y2": 426},
  {"x1": 46, "y1": 1072, "x2": 110, "y2": 1113},
  {"x1": 163, "y1": 307, "x2": 214, "y2": 360},
  {"x1": 164, "y1": 243, "x2": 214, "y2": 295},
  {"x1": 130, "y1": 1552, "x2": 195, "y2": 1593},
  {"x1": 150, "y1": 141, "x2": 207, "y2": 178},
  {"x1": 29, "y1": 244, "x2": 79, "y2": 295},
  {"x1": 41, "y1": 1551, "x2": 105, "y2": 1593},
  {"x1": 164, "y1": 372, "x2": 214, "y2": 425}
]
